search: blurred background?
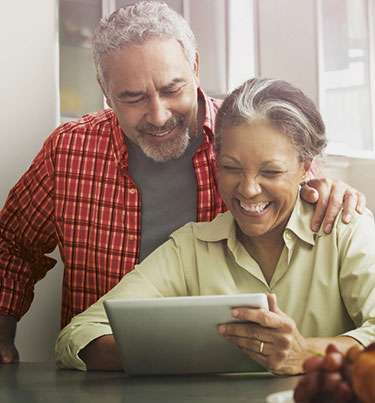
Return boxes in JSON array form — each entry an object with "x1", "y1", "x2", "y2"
[{"x1": 1, "y1": 0, "x2": 375, "y2": 362}]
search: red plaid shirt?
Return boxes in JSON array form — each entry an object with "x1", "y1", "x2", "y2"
[
  {"x1": 0, "y1": 87, "x2": 322, "y2": 329},
  {"x1": 0, "y1": 89, "x2": 226, "y2": 328}
]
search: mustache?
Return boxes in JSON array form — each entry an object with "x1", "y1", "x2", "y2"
[{"x1": 137, "y1": 116, "x2": 185, "y2": 134}]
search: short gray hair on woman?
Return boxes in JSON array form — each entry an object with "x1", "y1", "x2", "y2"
[
  {"x1": 214, "y1": 78, "x2": 327, "y2": 162},
  {"x1": 92, "y1": 1, "x2": 197, "y2": 89}
]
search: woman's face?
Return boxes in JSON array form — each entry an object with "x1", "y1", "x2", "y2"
[{"x1": 217, "y1": 122, "x2": 311, "y2": 241}]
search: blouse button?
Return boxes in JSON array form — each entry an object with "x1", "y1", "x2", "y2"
[
  {"x1": 129, "y1": 235, "x2": 135, "y2": 241},
  {"x1": 129, "y1": 188, "x2": 136, "y2": 195}
]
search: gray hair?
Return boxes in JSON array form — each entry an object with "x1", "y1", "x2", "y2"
[
  {"x1": 214, "y1": 78, "x2": 327, "y2": 162},
  {"x1": 92, "y1": 1, "x2": 197, "y2": 88}
]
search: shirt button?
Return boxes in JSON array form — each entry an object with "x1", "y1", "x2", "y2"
[
  {"x1": 285, "y1": 231, "x2": 293, "y2": 240},
  {"x1": 129, "y1": 235, "x2": 135, "y2": 241},
  {"x1": 129, "y1": 188, "x2": 136, "y2": 195}
]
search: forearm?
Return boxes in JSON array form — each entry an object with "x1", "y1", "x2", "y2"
[
  {"x1": 305, "y1": 335, "x2": 361, "y2": 358},
  {"x1": 0, "y1": 314, "x2": 17, "y2": 343},
  {"x1": 79, "y1": 335, "x2": 122, "y2": 371},
  {"x1": 0, "y1": 144, "x2": 58, "y2": 318},
  {"x1": 0, "y1": 314, "x2": 19, "y2": 363}
]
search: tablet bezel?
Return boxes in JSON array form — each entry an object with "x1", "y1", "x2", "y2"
[{"x1": 104, "y1": 293, "x2": 269, "y2": 376}]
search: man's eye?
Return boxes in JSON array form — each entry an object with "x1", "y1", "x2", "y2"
[
  {"x1": 164, "y1": 87, "x2": 182, "y2": 95},
  {"x1": 125, "y1": 98, "x2": 143, "y2": 105}
]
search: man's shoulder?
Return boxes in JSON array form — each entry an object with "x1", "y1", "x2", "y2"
[
  {"x1": 207, "y1": 95, "x2": 223, "y2": 109},
  {"x1": 45, "y1": 109, "x2": 119, "y2": 152},
  {"x1": 198, "y1": 88, "x2": 223, "y2": 128},
  {"x1": 56, "y1": 109, "x2": 116, "y2": 136}
]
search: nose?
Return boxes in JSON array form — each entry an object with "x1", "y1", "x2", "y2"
[
  {"x1": 146, "y1": 96, "x2": 172, "y2": 127},
  {"x1": 238, "y1": 172, "x2": 262, "y2": 198}
]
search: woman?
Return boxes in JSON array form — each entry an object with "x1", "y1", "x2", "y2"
[{"x1": 55, "y1": 78, "x2": 375, "y2": 374}]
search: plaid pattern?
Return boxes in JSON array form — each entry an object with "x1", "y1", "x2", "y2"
[{"x1": 0, "y1": 89, "x2": 226, "y2": 328}]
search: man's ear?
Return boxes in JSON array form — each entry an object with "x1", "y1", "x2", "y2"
[
  {"x1": 97, "y1": 76, "x2": 112, "y2": 108},
  {"x1": 193, "y1": 51, "x2": 200, "y2": 86}
]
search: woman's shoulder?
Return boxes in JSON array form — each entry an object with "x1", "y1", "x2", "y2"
[
  {"x1": 334, "y1": 206, "x2": 375, "y2": 236},
  {"x1": 299, "y1": 196, "x2": 375, "y2": 240},
  {"x1": 295, "y1": 198, "x2": 374, "y2": 238}
]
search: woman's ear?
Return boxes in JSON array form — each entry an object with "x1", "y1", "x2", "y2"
[{"x1": 301, "y1": 159, "x2": 313, "y2": 183}]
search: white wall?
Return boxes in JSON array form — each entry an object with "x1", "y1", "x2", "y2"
[
  {"x1": 256, "y1": 0, "x2": 375, "y2": 213},
  {"x1": 0, "y1": 0, "x2": 62, "y2": 362},
  {"x1": 257, "y1": 0, "x2": 319, "y2": 104}
]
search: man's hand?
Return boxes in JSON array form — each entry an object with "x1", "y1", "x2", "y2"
[
  {"x1": 0, "y1": 314, "x2": 19, "y2": 364},
  {"x1": 300, "y1": 178, "x2": 366, "y2": 234}
]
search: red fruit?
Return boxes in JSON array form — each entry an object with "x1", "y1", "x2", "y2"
[
  {"x1": 323, "y1": 371, "x2": 342, "y2": 393},
  {"x1": 322, "y1": 352, "x2": 344, "y2": 372},
  {"x1": 346, "y1": 345, "x2": 363, "y2": 364},
  {"x1": 351, "y1": 349, "x2": 375, "y2": 403},
  {"x1": 364, "y1": 342, "x2": 375, "y2": 353},
  {"x1": 326, "y1": 344, "x2": 341, "y2": 354},
  {"x1": 303, "y1": 355, "x2": 324, "y2": 373},
  {"x1": 304, "y1": 371, "x2": 321, "y2": 397},
  {"x1": 331, "y1": 380, "x2": 353, "y2": 403}
]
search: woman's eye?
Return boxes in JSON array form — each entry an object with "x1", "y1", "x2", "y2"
[
  {"x1": 221, "y1": 165, "x2": 241, "y2": 172},
  {"x1": 262, "y1": 170, "x2": 283, "y2": 177}
]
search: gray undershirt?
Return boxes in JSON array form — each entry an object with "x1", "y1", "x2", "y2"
[{"x1": 127, "y1": 132, "x2": 204, "y2": 262}]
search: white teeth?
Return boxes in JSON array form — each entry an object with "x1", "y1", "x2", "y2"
[
  {"x1": 151, "y1": 130, "x2": 170, "y2": 137},
  {"x1": 240, "y1": 201, "x2": 270, "y2": 213}
]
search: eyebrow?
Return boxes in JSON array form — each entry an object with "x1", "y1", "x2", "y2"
[
  {"x1": 219, "y1": 155, "x2": 283, "y2": 166},
  {"x1": 118, "y1": 78, "x2": 186, "y2": 99}
]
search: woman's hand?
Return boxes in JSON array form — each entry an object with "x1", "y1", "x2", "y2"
[
  {"x1": 79, "y1": 335, "x2": 122, "y2": 371},
  {"x1": 217, "y1": 294, "x2": 309, "y2": 375},
  {"x1": 300, "y1": 178, "x2": 366, "y2": 234}
]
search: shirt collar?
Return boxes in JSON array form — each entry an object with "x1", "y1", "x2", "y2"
[
  {"x1": 285, "y1": 194, "x2": 318, "y2": 246},
  {"x1": 197, "y1": 87, "x2": 222, "y2": 142},
  {"x1": 196, "y1": 211, "x2": 236, "y2": 243}
]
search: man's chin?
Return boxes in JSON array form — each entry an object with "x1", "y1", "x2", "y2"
[{"x1": 138, "y1": 134, "x2": 189, "y2": 163}]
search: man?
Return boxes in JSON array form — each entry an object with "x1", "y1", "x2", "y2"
[{"x1": 0, "y1": 1, "x2": 365, "y2": 364}]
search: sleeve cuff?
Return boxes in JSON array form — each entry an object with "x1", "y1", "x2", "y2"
[{"x1": 55, "y1": 323, "x2": 113, "y2": 371}]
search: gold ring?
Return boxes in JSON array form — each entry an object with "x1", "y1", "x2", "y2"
[{"x1": 259, "y1": 341, "x2": 264, "y2": 354}]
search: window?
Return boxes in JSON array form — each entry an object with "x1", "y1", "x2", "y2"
[
  {"x1": 59, "y1": 0, "x2": 103, "y2": 122},
  {"x1": 58, "y1": 0, "x2": 257, "y2": 122},
  {"x1": 318, "y1": 0, "x2": 375, "y2": 157}
]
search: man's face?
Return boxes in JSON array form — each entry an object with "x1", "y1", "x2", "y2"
[{"x1": 101, "y1": 38, "x2": 200, "y2": 163}]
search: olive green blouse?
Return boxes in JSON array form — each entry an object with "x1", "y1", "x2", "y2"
[{"x1": 56, "y1": 198, "x2": 375, "y2": 370}]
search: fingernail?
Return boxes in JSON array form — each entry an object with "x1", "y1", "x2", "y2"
[
  {"x1": 232, "y1": 309, "x2": 239, "y2": 317},
  {"x1": 324, "y1": 224, "x2": 332, "y2": 233},
  {"x1": 312, "y1": 223, "x2": 320, "y2": 232},
  {"x1": 218, "y1": 325, "x2": 225, "y2": 333},
  {"x1": 343, "y1": 214, "x2": 351, "y2": 223}
]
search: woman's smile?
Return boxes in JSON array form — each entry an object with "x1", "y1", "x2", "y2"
[
  {"x1": 218, "y1": 122, "x2": 311, "y2": 241},
  {"x1": 237, "y1": 199, "x2": 272, "y2": 217}
]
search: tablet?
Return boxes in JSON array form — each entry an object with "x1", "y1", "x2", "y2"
[{"x1": 103, "y1": 293, "x2": 269, "y2": 376}]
